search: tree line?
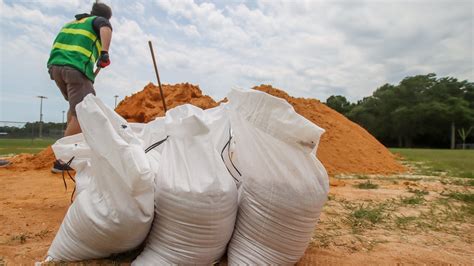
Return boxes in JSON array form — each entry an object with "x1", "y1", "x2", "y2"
[
  {"x1": 325, "y1": 73, "x2": 474, "y2": 148},
  {"x1": 0, "y1": 122, "x2": 65, "y2": 138}
]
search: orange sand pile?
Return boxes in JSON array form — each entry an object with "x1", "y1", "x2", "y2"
[
  {"x1": 7, "y1": 146, "x2": 55, "y2": 171},
  {"x1": 253, "y1": 85, "x2": 405, "y2": 175},
  {"x1": 116, "y1": 83, "x2": 218, "y2": 122},
  {"x1": 9, "y1": 82, "x2": 404, "y2": 175}
]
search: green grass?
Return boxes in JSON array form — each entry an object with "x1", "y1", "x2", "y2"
[
  {"x1": 342, "y1": 201, "x2": 392, "y2": 233},
  {"x1": 352, "y1": 206, "x2": 385, "y2": 224},
  {"x1": 407, "y1": 187, "x2": 429, "y2": 196},
  {"x1": 0, "y1": 138, "x2": 55, "y2": 156},
  {"x1": 444, "y1": 191, "x2": 474, "y2": 203},
  {"x1": 395, "y1": 215, "x2": 417, "y2": 229},
  {"x1": 354, "y1": 180, "x2": 379, "y2": 189},
  {"x1": 400, "y1": 195, "x2": 425, "y2": 205},
  {"x1": 390, "y1": 148, "x2": 474, "y2": 178}
]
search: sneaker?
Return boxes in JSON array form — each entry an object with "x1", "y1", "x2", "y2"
[
  {"x1": 0, "y1": 159, "x2": 10, "y2": 167},
  {"x1": 51, "y1": 160, "x2": 73, "y2": 173}
]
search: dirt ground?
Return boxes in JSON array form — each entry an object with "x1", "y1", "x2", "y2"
[{"x1": 1, "y1": 164, "x2": 472, "y2": 265}]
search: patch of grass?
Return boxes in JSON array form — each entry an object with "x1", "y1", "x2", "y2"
[
  {"x1": 0, "y1": 138, "x2": 55, "y2": 156},
  {"x1": 461, "y1": 204, "x2": 474, "y2": 216},
  {"x1": 10, "y1": 233, "x2": 28, "y2": 244},
  {"x1": 448, "y1": 179, "x2": 474, "y2": 187},
  {"x1": 395, "y1": 215, "x2": 418, "y2": 229},
  {"x1": 444, "y1": 191, "x2": 474, "y2": 203},
  {"x1": 407, "y1": 187, "x2": 429, "y2": 196},
  {"x1": 354, "y1": 180, "x2": 379, "y2": 189},
  {"x1": 355, "y1": 174, "x2": 370, "y2": 180},
  {"x1": 312, "y1": 230, "x2": 332, "y2": 248},
  {"x1": 390, "y1": 148, "x2": 474, "y2": 178},
  {"x1": 343, "y1": 202, "x2": 391, "y2": 233},
  {"x1": 416, "y1": 198, "x2": 474, "y2": 231},
  {"x1": 353, "y1": 207, "x2": 384, "y2": 223},
  {"x1": 400, "y1": 195, "x2": 425, "y2": 205},
  {"x1": 34, "y1": 229, "x2": 50, "y2": 239}
]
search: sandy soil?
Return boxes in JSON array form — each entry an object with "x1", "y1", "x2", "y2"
[
  {"x1": 298, "y1": 176, "x2": 473, "y2": 265},
  {"x1": 1, "y1": 168, "x2": 472, "y2": 265},
  {"x1": 0, "y1": 169, "x2": 72, "y2": 263}
]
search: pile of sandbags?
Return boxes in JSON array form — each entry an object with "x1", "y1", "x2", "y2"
[{"x1": 47, "y1": 89, "x2": 328, "y2": 264}]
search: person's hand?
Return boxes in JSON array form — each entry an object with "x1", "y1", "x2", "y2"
[{"x1": 97, "y1": 51, "x2": 110, "y2": 68}]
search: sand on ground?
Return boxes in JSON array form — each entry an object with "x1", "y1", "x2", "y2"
[{"x1": 1, "y1": 168, "x2": 472, "y2": 265}]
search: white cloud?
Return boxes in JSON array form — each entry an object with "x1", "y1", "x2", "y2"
[
  {"x1": 171, "y1": 21, "x2": 200, "y2": 38},
  {"x1": 1, "y1": 0, "x2": 472, "y2": 122},
  {"x1": 0, "y1": 1, "x2": 66, "y2": 28},
  {"x1": 33, "y1": 0, "x2": 84, "y2": 12},
  {"x1": 130, "y1": 2, "x2": 145, "y2": 15}
]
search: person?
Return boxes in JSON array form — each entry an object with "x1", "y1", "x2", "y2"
[{"x1": 48, "y1": 2, "x2": 112, "y2": 173}]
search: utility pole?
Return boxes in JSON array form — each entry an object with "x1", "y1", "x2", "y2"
[
  {"x1": 62, "y1": 110, "x2": 66, "y2": 132},
  {"x1": 114, "y1": 95, "x2": 119, "y2": 108},
  {"x1": 37, "y1": 96, "x2": 47, "y2": 138}
]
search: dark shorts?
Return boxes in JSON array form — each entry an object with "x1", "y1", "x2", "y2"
[{"x1": 49, "y1": 65, "x2": 96, "y2": 116}]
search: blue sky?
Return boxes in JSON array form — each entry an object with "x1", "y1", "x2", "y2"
[{"x1": 0, "y1": 0, "x2": 472, "y2": 123}]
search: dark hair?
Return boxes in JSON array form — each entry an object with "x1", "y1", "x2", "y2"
[{"x1": 91, "y1": 2, "x2": 112, "y2": 19}]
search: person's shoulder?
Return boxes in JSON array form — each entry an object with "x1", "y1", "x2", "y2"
[
  {"x1": 93, "y1": 16, "x2": 109, "y2": 23},
  {"x1": 93, "y1": 16, "x2": 113, "y2": 30}
]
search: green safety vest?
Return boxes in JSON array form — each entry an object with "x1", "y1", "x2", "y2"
[{"x1": 47, "y1": 16, "x2": 102, "y2": 82}]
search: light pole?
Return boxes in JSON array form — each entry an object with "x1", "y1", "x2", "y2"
[
  {"x1": 62, "y1": 110, "x2": 66, "y2": 132},
  {"x1": 37, "y1": 96, "x2": 47, "y2": 138},
  {"x1": 114, "y1": 95, "x2": 119, "y2": 108}
]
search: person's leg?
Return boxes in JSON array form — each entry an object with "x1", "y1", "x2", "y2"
[
  {"x1": 64, "y1": 110, "x2": 81, "y2": 136},
  {"x1": 50, "y1": 66, "x2": 75, "y2": 173},
  {"x1": 63, "y1": 66, "x2": 96, "y2": 136},
  {"x1": 50, "y1": 66, "x2": 94, "y2": 173}
]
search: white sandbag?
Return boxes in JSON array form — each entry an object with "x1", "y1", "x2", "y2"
[
  {"x1": 47, "y1": 95, "x2": 155, "y2": 261},
  {"x1": 226, "y1": 89, "x2": 329, "y2": 265},
  {"x1": 133, "y1": 104, "x2": 238, "y2": 265}
]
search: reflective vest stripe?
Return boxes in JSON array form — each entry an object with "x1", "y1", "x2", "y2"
[
  {"x1": 61, "y1": 28, "x2": 96, "y2": 42},
  {"x1": 60, "y1": 28, "x2": 102, "y2": 52},
  {"x1": 53, "y1": 42, "x2": 97, "y2": 63}
]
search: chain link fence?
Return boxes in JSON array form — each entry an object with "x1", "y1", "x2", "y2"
[
  {"x1": 0, "y1": 121, "x2": 65, "y2": 156},
  {"x1": 0, "y1": 121, "x2": 65, "y2": 139}
]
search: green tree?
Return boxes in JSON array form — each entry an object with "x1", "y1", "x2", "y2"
[
  {"x1": 345, "y1": 73, "x2": 473, "y2": 148},
  {"x1": 325, "y1": 95, "x2": 353, "y2": 115}
]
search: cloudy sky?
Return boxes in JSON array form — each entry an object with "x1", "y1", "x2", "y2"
[{"x1": 0, "y1": 0, "x2": 472, "y2": 123}]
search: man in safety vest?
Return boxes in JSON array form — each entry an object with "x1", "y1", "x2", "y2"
[{"x1": 48, "y1": 2, "x2": 112, "y2": 173}]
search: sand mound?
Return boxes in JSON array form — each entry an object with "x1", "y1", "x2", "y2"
[
  {"x1": 9, "y1": 82, "x2": 404, "y2": 175},
  {"x1": 7, "y1": 146, "x2": 55, "y2": 171},
  {"x1": 253, "y1": 85, "x2": 405, "y2": 175},
  {"x1": 116, "y1": 83, "x2": 218, "y2": 123}
]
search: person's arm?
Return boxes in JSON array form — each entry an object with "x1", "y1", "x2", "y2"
[
  {"x1": 93, "y1": 17, "x2": 112, "y2": 68},
  {"x1": 100, "y1": 26, "x2": 112, "y2": 52}
]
